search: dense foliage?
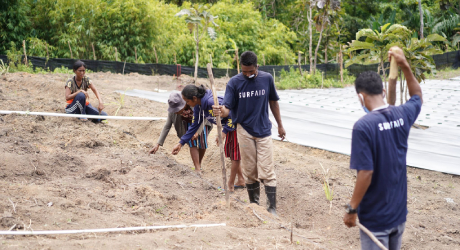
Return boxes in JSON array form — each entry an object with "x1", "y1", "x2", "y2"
[{"x1": 1, "y1": 0, "x2": 458, "y2": 68}]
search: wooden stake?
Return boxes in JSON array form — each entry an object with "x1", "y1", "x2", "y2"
[
  {"x1": 174, "y1": 53, "x2": 177, "y2": 64},
  {"x1": 46, "y1": 44, "x2": 49, "y2": 59},
  {"x1": 290, "y1": 223, "x2": 294, "y2": 244},
  {"x1": 357, "y1": 222, "x2": 388, "y2": 250},
  {"x1": 209, "y1": 54, "x2": 213, "y2": 66},
  {"x1": 134, "y1": 47, "x2": 138, "y2": 64},
  {"x1": 206, "y1": 63, "x2": 229, "y2": 207},
  {"x1": 298, "y1": 51, "x2": 303, "y2": 76},
  {"x1": 154, "y1": 46, "x2": 158, "y2": 64},
  {"x1": 92, "y1": 43, "x2": 96, "y2": 60},
  {"x1": 235, "y1": 48, "x2": 240, "y2": 74},
  {"x1": 115, "y1": 47, "x2": 118, "y2": 61},
  {"x1": 262, "y1": 54, "x2": 266, "y2": 66},
  {"x1": 340, "y1": 45, "x2": 344, "y2": 84},
  {"x1": 123, "y1": 60, "x2": 126, "y2": 75},
  {"x1": 68, "y1": 41, "x2": 73, "y2": 58},
  {"x1": 22, "y1": 40, "x2": 28, "y2": 66}
]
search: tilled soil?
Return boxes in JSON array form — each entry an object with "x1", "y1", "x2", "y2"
[{"x1": 0, "y1": 72, "x2": 459, "y2": 249}]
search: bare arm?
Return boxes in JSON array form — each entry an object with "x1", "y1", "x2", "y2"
[
  {"x1": 349, "y1": 170, "x2": 373, "y2": 209},
  {"x1": 389, "y1": 48, "x2": 423, "y2": 103},
  {"x1": 89, "y1": 83, "x2": 105, "y2": 111},
  {"x1": 343, "y1": 170, "x2": 373, "y2": 227},
  {"x1": 65, "y1": 87, "x2": 86, "y2": 101},
  {"x1": 269, "y1": 100, "x2": 286, "y2": 140},
  {"x1": 89, "y1": 83, "x2": 103, "y2": 104}
]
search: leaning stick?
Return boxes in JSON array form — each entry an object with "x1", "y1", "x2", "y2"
[
  {"x1": 206, "y1": 63, "x2": 229, "y2": 207},
  {"x1": 356, "y1": 221, "x2": 388, "y2": 250}
]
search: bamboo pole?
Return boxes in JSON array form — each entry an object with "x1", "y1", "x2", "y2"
[
  {"x1": 134, "y1": 47, "x2": 138, "y2": 64},
  {"x1": 92, "y1": 43, "x2": 96, "y2": 60},
  {"x1": 356, "y1": 222, "x2": 388, "y2": 250},
  {"x1": 206, "y1": 63, "x2": 229, "y2": 207},
  {"x1": 22, "y1": 40, "x2": 27, "y2": 66},
  {"x1": 154, "y1": 46, "x2": 158, "y2": 64},
  {"x1": 68, "y1": 41, "x2": 73, "y2": 58}
]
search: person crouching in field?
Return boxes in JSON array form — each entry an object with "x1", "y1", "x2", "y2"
[
  {"x1": 213, "y1": 51, "x2": 286, "y2": 216},
  {"x1": 64, "y1": 60, "x2": 107, "y2": 122},
  {"x1": 149, "y1": 92, "x2": 212, "y2": 173},
  {"x1": 343, "y1": 47, "x2": 423, "y2": 250},
  {"x1": 171, "y1": 85, "x2": 245, "y2": 191}
]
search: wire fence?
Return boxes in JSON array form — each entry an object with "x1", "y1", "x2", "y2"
[{"x1": 1, "y1": 50, "x2": 457, "y2": 79}]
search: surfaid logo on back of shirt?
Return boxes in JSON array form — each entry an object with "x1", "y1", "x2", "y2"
[
  {"x1": 239, "y1": 89, "x2": 266, "y2": 98},
  {"x1": 378, "y1": 118, "x2": 405, "y2": 131}
]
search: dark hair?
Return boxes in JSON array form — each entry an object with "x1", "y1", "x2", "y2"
[
  {"x1": 182, "y1": 84, "x2": 207, "y2": 100},
  {"x1": 354, "y1": 71, "x2": 383, "y2": 95},
  {"x1": 240, "y1": 51, "x2": 258, "y2": 66},
  {"x1": 73, "y1": 60, "x2": 87, "y2": 71}
]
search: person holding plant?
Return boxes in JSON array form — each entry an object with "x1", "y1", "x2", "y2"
[
  {"x1": 171, "y1": 85, "x2": 245, "y2": 191},
  {"x1": 149, "y1": 92, "x2": 212, "y2": 173},
  {"x1": 212, "y1": 51, "x2": 286, "y2": 216},
  {"x1": 64, "y1": 60, "x2": 107, "y2": 122},
  {"x1": 343, "y1": 47, "x2": 423, "y2": 250}
]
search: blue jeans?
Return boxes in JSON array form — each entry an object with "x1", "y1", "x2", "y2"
[
  {"x1": 65, "y1": 92, "x2": 107, "y2": 123},
  {"x1": 360, "y1": 222, "x2": 405, "y2": 250}
]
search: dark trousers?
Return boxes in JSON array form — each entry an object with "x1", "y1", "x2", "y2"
[{"x1": 65, "y1": 92, "x2": 107, "y2": 123}]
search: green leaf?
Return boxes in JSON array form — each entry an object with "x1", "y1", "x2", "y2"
[
  {"x1": 381, "y1": 23, "x2": 391, "y2": 33},
  {"x1": 347, "y1": 41, "x2": 375, "y2": 51},
  {"x1": 356, "y1": 29, "x2": 377, "y2": 41}
]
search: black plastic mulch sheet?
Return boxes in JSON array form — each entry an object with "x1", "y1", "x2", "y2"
[{"x1": 0, "y1": 51, "x2": 457, "y2": 78}]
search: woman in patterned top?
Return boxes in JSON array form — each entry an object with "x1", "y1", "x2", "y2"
[
  {"x1": 64, "y1": 60, "x2": 107, "y2": 122},
  {"x1": 149, "y1": 92, "x2": 212, "y2": 173}
]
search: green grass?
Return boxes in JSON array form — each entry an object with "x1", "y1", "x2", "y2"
[
  {"x1": 426, "y1": 67, "x2": 460, "y2": 80},
  {"x1": 275, "y1": 67, "x2": 355, "y2": 90}
]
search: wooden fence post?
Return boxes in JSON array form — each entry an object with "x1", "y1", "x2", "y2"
[
  {"x1": 298, "y1": 51, "x2": 303, "y2": 76},
  {"x1": 235, "y1": 48, "x2": 239, "y2": 74},
  {"x1": 154, "y1": 46, "x2": 158, "y2": 64},
  {"x1": 262, "y1": 54, "x2": 266, "y2": 66},
  {"x1": 22, "y1": 40, "x2": 28, "y2": 66},
  {"x1": 134, "y1": 47, "x2": 138, "y2": 64},
  {"x1": 68, "y1": 41, "x2": 73, "y2": 59},
  {"x1": 92, "y1": 43, "x2": 96, "y2": 60}
]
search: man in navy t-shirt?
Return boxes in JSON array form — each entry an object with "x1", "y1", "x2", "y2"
[
  {"x1": 213, "y1": 51, "x2": 286, "y2": 216},
  {"x1": 343, "y1": 47, "x2": 423, "y2": 250}
]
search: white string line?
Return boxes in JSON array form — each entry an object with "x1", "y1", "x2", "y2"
[
  {"x1": 0, "y1": 110, "x2": 166, "y2": 121},
  {"x1": 0, "y1": 223, "x2": 226, "y2": 235}
]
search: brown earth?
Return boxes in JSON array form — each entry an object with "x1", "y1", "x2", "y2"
[{"x1": 0, "y1": 72, "x2": 459, "y2": 249}]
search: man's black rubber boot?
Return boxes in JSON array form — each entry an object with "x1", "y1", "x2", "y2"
[
  {"x1": 265, "y1": 186, "x2": 277, "y2": 216},
  {"x1": 246, "y1": 182, "x2": 260, "y2": 205}
]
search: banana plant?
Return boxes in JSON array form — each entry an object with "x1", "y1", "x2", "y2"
[
  {"x1": 346, "y1": 23, "x2": 410, "y2": 95},
  {"x1": 175, "y1": 4, "x2": 218, "y2": 83},
  {"x1": 397, "y1": 33, "x2": 446, "y2": 103}
]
